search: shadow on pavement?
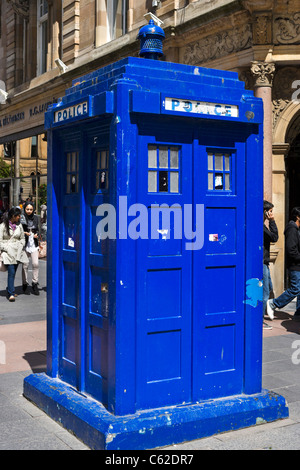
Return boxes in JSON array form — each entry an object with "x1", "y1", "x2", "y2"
[{"x1": 23, "y1": 351, "x2": 47, "y2": 374}]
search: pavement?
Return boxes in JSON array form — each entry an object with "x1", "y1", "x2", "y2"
[{"x1": 0, "y1": 262, "x2": 300, "y2": 450}]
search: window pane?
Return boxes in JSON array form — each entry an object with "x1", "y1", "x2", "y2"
[
  {"x1": 148, "y1": 171, "x2": 157, "y2": 192},
  {"x1": 225, "y1": 154, "x2": 230, "y2": 171},
  {"x1": 159, "y1": 146, "x2": 168, "y2": 168},
  {"x1": 100, "y1": 170, "x2": 107, "y2": 189},
  {"x1": 71, "y1": 174, "x2": 77, "y2": 193},
  {"x1": 96, "y1": 151, "x2": 101, "y2": 170},
  {"x1": 67, "y1": 153, "x2": 71, "y2": 172},
  {"x1": 207, "y1": 153, "x2": 213, "y2": 171},
  {"x1": 225, "y1": 173, "x2": 230, "y2": 190},
  {"x1": 148, "y1": 146, "x2": 157, "y2": 168},
  {"x1": 215, "y1": 173, "x2": 223, "y2": 190},
  {"x1": 170, "y1": 172, "x2": 179, "y2": 193},
  {"x1": 71, "y1": 152, "x2": 77, "y2": 171},
  {"x1": 41, "y1": 21, "x2": 48, "y2": 73},
  {"x1": 208, "y1": 172, "x2": 213, "y2": 190},
  {"x1": 159, "y1": 171, "x2": 168, "y2": 191},
  {"x1": 67, "y1": 174, "x2": 71, "y2": 193},
  {"x1": 215, "y1": 154, "x2": 223, "y2": 171},
  {"x1": 40, "y1": 0, "x2": 48, "y2": 17},
  {"x1": 170, "y1": 147, "x2": 179, "y2": 169},
  {"x1": 101, "y1": 150, "x2": 107, "y2": 169}
]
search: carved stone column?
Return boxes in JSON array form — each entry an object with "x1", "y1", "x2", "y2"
[{"x1": 251, "y1": 61, "x2": 275, "y2": 202}]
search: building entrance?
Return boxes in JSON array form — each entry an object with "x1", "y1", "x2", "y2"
[{"x1": 286, "y1": 133, "x2": 300, "y2": 221}]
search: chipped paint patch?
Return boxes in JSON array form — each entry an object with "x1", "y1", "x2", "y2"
[{"x1": 244, "y1": 278, "x2": 263, "y2": 307}]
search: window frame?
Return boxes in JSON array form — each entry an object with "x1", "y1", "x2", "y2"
[
  {"x1": 148, "y1": 144, "x2": 181, "y2": 194},
  {"x1": 37, "y1": 0, "x2": 49, "y2": 76},
  {"x1": 107, "y1": 0, "x2": 127, "y2": 42},
  {"x1": 207, "y1": 148, "x2": 235, "y2": 193}
]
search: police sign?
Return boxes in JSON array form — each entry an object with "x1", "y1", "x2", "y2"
[
  {"x1": 54, "y1": 101, "x2": 88, "y2": 123},
  {"x1": 164, "y1": 97, "x2": 239, "y2": 117}
]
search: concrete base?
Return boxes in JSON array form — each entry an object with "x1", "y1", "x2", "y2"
[{"x1": 23, "y1": 373, "x2": 289, "y2": 450}]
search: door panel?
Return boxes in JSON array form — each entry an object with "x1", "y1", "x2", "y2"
[
  {"x1": 59, "y1": 138, "x2": 81, "y2": 387},
  {"x1": 84, "y1": 129, "x2": 110, "y2": 405},
  {"x1": 193, "y1": 140, "x2": 246, "y2": 400},
  {"x1": 57, "y1": 125, "x2": 111, "y2": 402},
  {"x1": 136, "y1": 129, "x2": 193, "y2": 410}
]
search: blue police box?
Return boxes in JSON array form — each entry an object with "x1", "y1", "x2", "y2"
[{"x1": 24, "y1": 20, "x2": 288, "y2": 449}]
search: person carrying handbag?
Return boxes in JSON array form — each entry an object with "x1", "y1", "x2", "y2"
[
  {"x1": 21, "y1": 201, "x2": 40, "y2": 295},
  {"x1": 0, "y1": 207, "x2": 28, "y2": 301}
]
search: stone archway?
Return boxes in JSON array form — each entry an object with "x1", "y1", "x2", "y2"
[
  {"x1": 272, "y1": 101, "x2": 300, "y2": 292},
  {"x1": 274, "y1": 101, "x2": 300, "y2": 218}
]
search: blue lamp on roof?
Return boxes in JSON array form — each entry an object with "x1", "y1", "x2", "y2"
[{"x1": 137, "y1": 17, "x2": 165, "y2": 60}]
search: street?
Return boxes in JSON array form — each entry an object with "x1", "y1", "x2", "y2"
[{"x1": 0, "y1": 260, "x2": 300, "y2": 449}]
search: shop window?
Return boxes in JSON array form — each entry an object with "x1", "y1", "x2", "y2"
[
  {"x1": 31, "y1": 136, "x2": 38, "y2": 158},
  {"x1": 207, "y1": 150, "x2": 233, "y2": 192},
  {"x1": 3, "y1": 142, "x2": 15, "y2": 159},
  {"x1": 148, "y1": 145, "x2": 180, "y2": 193}
]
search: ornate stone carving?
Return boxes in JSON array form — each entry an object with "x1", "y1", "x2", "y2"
[
  {"x1": 7, "y1": 0, "x2": 29, "y2": 19},
  {"x1": 242, "y1": 0, "x2": 273, "y2": 13},
  {"x1": 182, "y1": 24, "x2": 252, "y2": 65},
  {"x1": 272, "y1": 99, "x2": 289, "y2": 129},
  {"x1": 251, "y1": 61, "x2": 275, "y2": 87},
  {"x1": 274, "y1": 13, "x2": 300, "y2": 44},
  {"x1": 253, "y1": 13, "x2": 272, "y2": 44}
]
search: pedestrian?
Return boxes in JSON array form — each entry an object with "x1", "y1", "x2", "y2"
[
  {"x1": 0, "y1": 206, "x2": 28, "y2": 301},
  {"x1": 21, "y1": 201, "x2": 40, "y2": 295},
  {"x1": 263, "y1": 201, "x2": 278, "y2": 329},
  {"x1": 267, "y1": 206, "x2": 300, "y2": 320},
  {"x1": 40, "y1": 204, "x2": 47, "y2": 241}
]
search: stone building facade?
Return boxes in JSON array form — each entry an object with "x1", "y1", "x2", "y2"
[{"x1": 0, "y1": 0, "x2": 299, "y2": 293}]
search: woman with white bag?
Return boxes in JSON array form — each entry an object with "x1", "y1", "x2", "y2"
[
  {"x1": 21, "y1": 202, "x2": 40, "y2": 295},
  {"x1": 0, "y1": 207, "x2": 28, "y2": 301}
]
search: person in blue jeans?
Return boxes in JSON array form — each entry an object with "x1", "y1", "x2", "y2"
[
  {"x1": 263, "y1": 201, "x2": 278, "y2": 329},
  {"x1": 267, "y1": 207, "x2": 300, "y2": 320}
]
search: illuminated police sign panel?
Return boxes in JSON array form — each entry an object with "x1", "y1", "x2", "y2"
[
  {"x1": 164, "y1": 97, "x2": 239, "y2": 118},
  {"x1": 54, "y1": 101, "x2": 88, "y2": 123}
]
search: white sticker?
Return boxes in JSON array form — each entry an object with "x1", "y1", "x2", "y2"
[{"x1": 209, "y1": 234, "x2": 219, "y2": 241}]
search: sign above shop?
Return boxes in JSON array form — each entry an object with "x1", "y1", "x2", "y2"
[
  {"x1": 163, "y1": 97, "x2": 239, "y2": 118},
  {"x1": 0, "y1": 95, "x2": 60, "y2": 141}
]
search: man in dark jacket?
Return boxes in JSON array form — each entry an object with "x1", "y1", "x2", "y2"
[
  {"x1": 263, "y1": 201, "x2": 278, "y2": 328},
  {"x1": 267, "y1": 207, "x2": 300, "y2": 320}
]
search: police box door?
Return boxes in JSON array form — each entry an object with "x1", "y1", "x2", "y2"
[
  {"x1": 56, "y1": 125, "x2": 111, "y2": 400},
  {"x1": 136, "y1": 122, "x2": 193, "y2": 410},
  {"x1": 136, "y1": 120, "x2": 246, "y2": 409},
  {"x1": 58, "y1": 130, "x2": 83, "y2": 388},
  {"x1": 193, "y1": 123, "x2": 246, "y2": 401}
]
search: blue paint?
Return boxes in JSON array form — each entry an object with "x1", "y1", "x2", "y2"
[
  {"x1": 24, "y1": 373, "x2": 288, "y2": 450},
  {"x1": 244, "y1": 278, "x2": 263, "y2": 307},
  {"x1": 23, "y1": 20, "x2": 288, "y2": 449}
]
